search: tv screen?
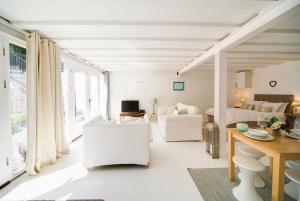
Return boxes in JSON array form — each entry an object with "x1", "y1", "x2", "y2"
[{"x1": 121, "y1": 100, "x2": 139, "y2": 112}]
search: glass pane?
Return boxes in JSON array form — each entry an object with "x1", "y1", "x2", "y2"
[
  {"x1": 61, "y1": 63, "x2": 70, "y2": 142},
  {"x1": 9, "y1": 43, "x2": 27, "y2": 175},
  {"x1": 74, "y1": 72, "x2": 86, "y2": 123},
  {"x1": 90, "y1": 75, "x2": 98, "y2": 118}
]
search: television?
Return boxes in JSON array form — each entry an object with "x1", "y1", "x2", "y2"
[{"x1": 121, "y1": 100, "x2": 139, "y2": 113}]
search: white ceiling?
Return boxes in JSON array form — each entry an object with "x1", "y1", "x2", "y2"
[
  {"x1": 194, "y1": 6, "x2": 300, "y2": 71},
  {"x1": 2, "y1": 0, "x2": 298, "y2": 71}
]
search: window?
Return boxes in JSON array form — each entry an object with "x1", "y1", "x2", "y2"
[
  {"x1": 9, "y1": 43, "x2": 27, "y2": 175},
  {"x1": 90, "y1": 75, "x2": 99, "y2": 118}
]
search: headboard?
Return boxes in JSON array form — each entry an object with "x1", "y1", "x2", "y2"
[{"x1": 254, "y1": 94, "x2": 294, "y2": 114}]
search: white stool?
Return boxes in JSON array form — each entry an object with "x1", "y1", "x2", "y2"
[
  {"x1": 285, "y1": 169, "x2": 300, "y2": 201},
  {"x1": 238, "y1": 145, "x2": 265, "y2": 188},
  {"x1": 233, "y1": 155, "x2": 265, "y2": 201},
  {"x1": 285, "y1": 160, "x2": 300, "y2": 200}
]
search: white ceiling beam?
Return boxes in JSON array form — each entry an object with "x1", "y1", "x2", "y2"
[
  {"x1": 266, "y1": 29, "x2": 300, "y2": 34},
  {"x1": 179, "y1": 0, "x2": 300, "y2": 75},
  {"x1": 92, "y1": 62, "x2": 187, "y2": 66},
  {"x1": 228, "y1": 51, "x2": 300, "y2": 59},
  {"x1": 243, "y1": 42, "x2": 300, "y2": 46},
  {"x1": 12, "y1": 21, "x2": 239, "y2": 28},
  {"x1": 51, "y1": 37, "x2": 217, "y2": 42},
  {"x1": 63, "y1": 48, "x2": 205, "y2": 52},
  {"x1": 78, "y1": 55, "x2": 195, "y2": 58}
]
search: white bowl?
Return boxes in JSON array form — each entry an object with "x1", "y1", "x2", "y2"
[
  {"x1": 248, "y1": 129, "x2": 268, "y2": 137},
  {"x1": 290, "y1": 129, "x2": 300, "y2": 136}
]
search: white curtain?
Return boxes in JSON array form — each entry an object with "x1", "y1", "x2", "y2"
[{"x1": 26, "y1": 33, "x2": 69, "y2": 175}]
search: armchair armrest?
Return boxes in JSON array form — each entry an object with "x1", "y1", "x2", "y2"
[
  {"x1": 165, "y1": 114, "x2": 203, "y2": 122},
  {"x1": 157, "y1": 106, "x2": 170, "y2": 116}
]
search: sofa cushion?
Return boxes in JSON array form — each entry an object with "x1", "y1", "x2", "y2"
[
  {"x1": 173, "y1": 109, "x2": 179, "y2": 115},
  {"x1": 178, "y1": 109, "x2": 188, "y2": 115},
  {"x1": 186, "y1": 106, "x2": 199, "y2": 115},
  {"x1": 176, "y1": 102, "x2": 199, "y2": 115}
]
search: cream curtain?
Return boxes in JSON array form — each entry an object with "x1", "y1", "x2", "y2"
[{"x1": 26, "y1": 33, "x2": 69, "y2": 175}]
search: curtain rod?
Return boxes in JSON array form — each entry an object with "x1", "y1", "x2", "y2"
[{"x1": 0, "y1": 16, "x2": 30, "y2": 37}]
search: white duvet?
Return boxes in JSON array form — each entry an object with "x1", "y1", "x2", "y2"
[{"x1": 205, "y1": 107, "x2": 285, "y2": 125}]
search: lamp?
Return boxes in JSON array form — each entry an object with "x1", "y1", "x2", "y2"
[
  {"x1": 150, "y1": 98, "x2": 158, "y2": 122},
  {"x1": 292, "y1": 101, "x2": 300, "y2": 114}
]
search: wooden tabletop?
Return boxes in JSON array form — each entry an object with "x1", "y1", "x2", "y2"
[
  {"x1": 227, "y1": 128, "x2": 300, "y2": 159},
  {"x1": 227, "y1": 128, "x2": 300, "y2": 201}
]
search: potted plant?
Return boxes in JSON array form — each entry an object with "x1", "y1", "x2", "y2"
[{"x1": 266, "y1": 117, "x2": 286, "y2": 136}]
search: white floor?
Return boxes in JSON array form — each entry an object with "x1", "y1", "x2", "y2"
[{"x1": 0, "y1": 124, "x2": 228, "y2": 201}]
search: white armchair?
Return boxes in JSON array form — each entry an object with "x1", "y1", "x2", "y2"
[
  {"x1": 158, "y1": 106, "x2": 203, "y2": 141},
  {"x1": 83, "y1": 116, "x2": 150, "y2": 168}
]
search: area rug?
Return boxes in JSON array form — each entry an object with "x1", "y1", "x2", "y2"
[{"x1": 188, "y1": 168, "x2": 295, "y2": 201}]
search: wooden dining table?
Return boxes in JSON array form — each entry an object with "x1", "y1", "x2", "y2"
[{"x1": 227, "y1": 128, "x2": 300, "y2": 201}]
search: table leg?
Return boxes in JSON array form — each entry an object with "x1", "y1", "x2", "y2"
[
  {"x1": 271, "y1": 156, "x2": 285, "y2": 201},
  {"x1": 269, "y1": 157, "x2": 273, "y2": 177},
  {"x1": 227, "y1": 131, "x2": 235, "y2": 181}
]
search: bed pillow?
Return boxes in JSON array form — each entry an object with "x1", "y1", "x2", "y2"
[
  {"x1": 259, "y1": 106, "x2": 273, "y2": 113},
  {"x1": 277, "y1": 103, "x2": 289, "y2": 113},
  {"x1": 241, "y1": 103, "x2": 248, "y2": 109},
  {"x1": 248, "y1": 101, "x2": 265, "y2": 106},
  {"x1": 261, "y1": 102, "x2": 283, "y2": 113},
  {"x1": 253, "y1": 105, "x2": 261, "y2": 111},
  {"x1": 247, "y1": 104, "x2": 254, "y2": 110}
]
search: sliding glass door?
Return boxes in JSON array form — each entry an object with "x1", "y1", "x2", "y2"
[
  {"x1": 0, "y1": 36, "x2": 12, "y2": 186},
  {"x1": 9, "y1": 43, "x2": 27, "y2": 176},
  {"x1": 60, "y1": 58, "x2": 103, "y2": 142},
  {"x1": 90, "y1": 75, "x2": 99, "y2": 118}
]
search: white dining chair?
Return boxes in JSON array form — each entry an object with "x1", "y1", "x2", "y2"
[
  {"x1": 238, "y1": 145, "x2": 265, "y2": 188},
  {"x1": 285, "y1": 168, "x2": 300, "y2": 201},
  {"x1": 232, "y1": 155, "x2": 265, "y2": 201},
  {"x1": 285, "y1": 160, "x2": 300, "y2": 200}
]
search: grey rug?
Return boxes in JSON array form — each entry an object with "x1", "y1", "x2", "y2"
[{"x1": 188, "y1": 168, "x2": 295, "y2": 201}]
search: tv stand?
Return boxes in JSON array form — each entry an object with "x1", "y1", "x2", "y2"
[{"x1": 120, "y1": 112, "x2": 145, "y2": 120}]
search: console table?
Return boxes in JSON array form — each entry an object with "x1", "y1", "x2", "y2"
[{"x1": 120, "y1": 112, "x2": 145, "y2": 120}]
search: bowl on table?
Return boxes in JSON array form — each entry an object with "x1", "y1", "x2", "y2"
[
  {"x1": 236, "y1": 123, "x2": 249, "y2": 132},
  {"x1": 247, "y1": 129, "x2": 268, "y2": 137}
]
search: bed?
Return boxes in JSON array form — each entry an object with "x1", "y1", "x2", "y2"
[{"x1": 206, "y1": 94, "x2": 294, "y2": 127}]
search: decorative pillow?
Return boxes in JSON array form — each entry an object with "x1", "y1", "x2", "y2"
[
  {"x1": 178, "y1": 109, "x2": 188, "y2": 115},
  {"x1": 253, "y1": 105, "x2": 261, "y2": 111},
  {"x1": 247, "y1": 104, "x2": 254, "y2": 110},
  {"x1": 173, "y1": 109, "x2": 179, "y2": 115},
  {"x1": 248, "y1": 101, "x2": 265, "y2": 106},
  {"x1": 176, "y1": 102, "x2": 186, "y2": 111},
  {"x1": 277, "y1": 103, "x2": 288, "y2": 113},
  {"x1": 261, "y1": 102, "x2": 283, "y2": 113},
  {"x1": 186, "y1": 106, "x2": 199, "y2": 115},
  {"x1": 259, "y1": 106, "x2": 273, "y2": 113}
]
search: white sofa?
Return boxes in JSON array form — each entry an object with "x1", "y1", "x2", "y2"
[
  {"x1": 83, "y1": 115, "x2": 150, "y2": 168},
  {"x1": 158, "y1": 105, "x2": 203, "y2": 141}
]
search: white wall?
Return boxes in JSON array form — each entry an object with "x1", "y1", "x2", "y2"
[
  {"x1": 252, "y1": 61, "x2": 300, "y2": 100},
  {"x1": 235, "y1": 61, "x2": 300, "y2": 102},
  {"x1": 110, "y1": 70, "x2": 237, "y2": 119}
]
